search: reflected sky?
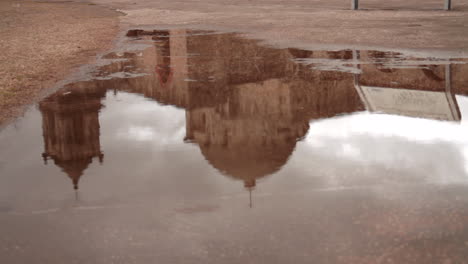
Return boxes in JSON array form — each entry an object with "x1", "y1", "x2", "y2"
[
  {"x1": 1, "y1": 29, "x2": 468, "y2": 204},
  {"x1": 0, "y1": 28, "x2": 467, "y2": 204},
  {"x1": 1, "y1": 29, "x2": 468, "y2": 264},
  {"x1": 305, "y1": 95, "x2": 468, "y2": 174}
]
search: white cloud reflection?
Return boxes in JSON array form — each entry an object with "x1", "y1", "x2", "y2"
[
  {"x1": 101, "y1": 92, "x2": 186, "y2": 146},
  {"x1": 300, "y1": 95, "x2": 468, "y2": 184}
]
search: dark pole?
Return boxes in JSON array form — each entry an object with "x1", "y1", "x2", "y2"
[
  {"x1": 352, "y1": 0, "x2": 359, "y2": 10},
  {"x1": 445, "y1": 0, "x2": 452, "y2": 10},
  {"x1": 444, "y1": 63, "x2": 460, "y2": 120}
]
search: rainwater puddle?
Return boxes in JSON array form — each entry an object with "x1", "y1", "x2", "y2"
[{"x1": 1, "y1": 29, "x2": 468, "y2": 263}]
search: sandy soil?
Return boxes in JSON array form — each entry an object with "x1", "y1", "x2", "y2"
[{"x1": 0, "y1": 0, "x2": 120, "y2": 125}]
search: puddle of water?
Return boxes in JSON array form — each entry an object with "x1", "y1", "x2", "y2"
[{"x1": 1, "y1": 29, "x2": 468, "y2": 263}]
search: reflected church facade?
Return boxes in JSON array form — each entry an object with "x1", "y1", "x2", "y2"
[
  {"x1": 39, "y1": 29, "x2": 467, "y2": 191},
  {"x1": 40, "y1": 84, "x2": 106, "y2": 190}
]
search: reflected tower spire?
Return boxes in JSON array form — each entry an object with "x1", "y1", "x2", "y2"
[
  {"x1": 39, "y1": 84, "x2": 106, "y2": 191},
  {"x1": 244, "y1": 178, "x2": 256, "y2": 208}
]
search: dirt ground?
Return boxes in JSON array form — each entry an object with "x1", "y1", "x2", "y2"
[
  {"x1": 0, "y1": 0, "x2": 120, "y2": 125},
  {"x1": 95, "y1": 0, "x2": 468, "y2": 51}
]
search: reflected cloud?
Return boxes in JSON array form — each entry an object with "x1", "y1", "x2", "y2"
[
  {"x1": 302, "y1": 112, "x2": 468, "y2": 186},
  {"x1": 307, "y1": 112, "x2": 468, "y2": 143},
  {"x1": 117, "y1": 126, "x2": 157, "y2": 141}
]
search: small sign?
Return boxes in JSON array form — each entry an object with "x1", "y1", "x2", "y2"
[{"x1": 360, "y1": 86, "x2": 459, "y2": 121}]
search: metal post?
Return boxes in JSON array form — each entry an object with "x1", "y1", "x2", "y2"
[
  {"x1": 445, "y1": 0, "x2": 452, "y2": 10},
  {"x1": 352, "y1": 0, "x2": 359, "y2": 10},
  {"x1": 352, "y1": 50, "x2": 373, "y2": 111},
  {"x1": 444, "y1": 64, "x2": 460, "y2": 121}
]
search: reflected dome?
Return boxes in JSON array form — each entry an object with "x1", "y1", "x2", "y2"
[{"x1": 198, "y1": 127, "x2": 303, "y2": 187}]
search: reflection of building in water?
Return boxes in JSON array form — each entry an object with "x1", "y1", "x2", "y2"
[
  {"x1": 40, "y1": 84, "x2": 106, "y2": 190},
  {"x1": 39, "y1": 29, "x2": 365, "y2": 194},
  {"x1": 150, "y1": 29, "x2": 363, "y2": 193},
  {"x1": 185, "y1": 79, "x2": 310, "y2": 193},
  {"x1": 93, "y1": 29, "x2": 363, "y2": 194},
  {"x1": 39, "y1": 28, "x2": 468, "y2": 194},
  {"x1": 354, "y1": 50, "x2": 461, "y2": 121}
]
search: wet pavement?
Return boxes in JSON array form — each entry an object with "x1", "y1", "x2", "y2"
[{"x1": 1, "y1": 29, "x2": 468, "y2": 263}]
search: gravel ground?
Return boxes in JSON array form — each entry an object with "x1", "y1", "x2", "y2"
[{"x1": 0, "y1": 0, "x2": 120, "y2": 125}]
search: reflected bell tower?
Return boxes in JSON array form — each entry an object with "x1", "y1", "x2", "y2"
[{"x1": 40, "y1": 85, "x2": 106, "y2": 190}]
